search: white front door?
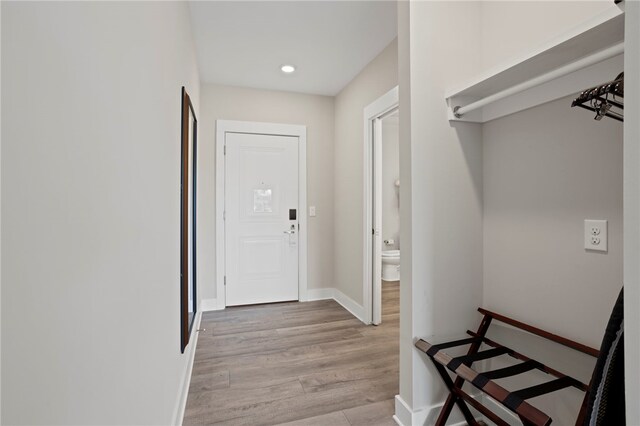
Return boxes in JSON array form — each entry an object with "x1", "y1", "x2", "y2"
[{"x1": 224, "y1": 132, "x2": 299, "y2": 306}]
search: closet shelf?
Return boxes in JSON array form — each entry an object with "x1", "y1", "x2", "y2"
[{"x1": 446, "y1": 6, "x2": 624, "y2": 123}]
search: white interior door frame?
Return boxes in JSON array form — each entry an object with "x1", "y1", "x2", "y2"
[
  {"x1": 216, "y1": 120, "x2": 308, "y2": 309},
  {"x1": 363, "y1": 86, "x2": 399, "y2": 325}
]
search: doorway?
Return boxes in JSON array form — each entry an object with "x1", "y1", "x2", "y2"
[
  {"x1": 216, "y1": 120, "x2": 308, "y2": 307},
  {"x1": 363, "y1": 87, "x2": 399, "y2": 325}
]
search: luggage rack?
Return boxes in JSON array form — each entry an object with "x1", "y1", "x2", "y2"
[{"x1": 415, "y1": 308, "x2": 599, "y2": 426}]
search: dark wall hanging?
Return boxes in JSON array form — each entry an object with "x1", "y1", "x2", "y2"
[{"x1": 181, "y1": 86, "x2": 197, "y2": 353}]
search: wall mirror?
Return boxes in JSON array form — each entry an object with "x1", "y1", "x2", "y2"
[{"x1": 181, "y1": 86, "x2": 197, "y2": 353}]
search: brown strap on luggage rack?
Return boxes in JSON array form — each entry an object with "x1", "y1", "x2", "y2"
[{"x1": 414, "y1": 308, "x2": 599, "y2": 426}]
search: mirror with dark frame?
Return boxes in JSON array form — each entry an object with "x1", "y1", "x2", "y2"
[{"x1": 181, "y1": 86, "x2": 197, "y2": 353}]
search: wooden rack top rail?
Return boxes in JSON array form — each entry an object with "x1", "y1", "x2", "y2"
[
  {"x1": 477, "y1": 308, "x2": 599, "y2": 358},
  {"x1": 415, "y1": 308, "x2": 600, "y2": 426}
]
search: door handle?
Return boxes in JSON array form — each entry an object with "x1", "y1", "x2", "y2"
[{"x1": 284, "y1": 225, "x2": 297, "y2": 246}]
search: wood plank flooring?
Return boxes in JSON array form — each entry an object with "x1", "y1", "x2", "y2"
[{"x1": 184, "y1": 281, "x2": 399, "y2": 426}]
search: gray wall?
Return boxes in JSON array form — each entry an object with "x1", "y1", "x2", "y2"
[
  {"x1": 198, "y1": 84, "x2": 335, "y2": 302},
  {"x1": 624, "y1": 3, "x2": 640, "y2": 422},
  {"x1": 483, "y1": 95, "x2": 623, "y2": 349},
  {"x1": 482, "y1": 96, "x2": 623, "y2": 424},
  {"x1": 1, "y1": 2, "x2": 200, "y2": 424},
  {"x1": 479, "y1": 3, "x2": 623, "y2": 422},
  {"x1": 333, "y1": 39, "x2": 398, "y2": 304}
]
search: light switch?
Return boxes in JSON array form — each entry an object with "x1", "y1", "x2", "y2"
[
  {"x1": 309, "y1": 206, "x2": 316, "y2": 217},
  {"x1": 585, "y1": 219, "x2": 607, "y2": 252}
]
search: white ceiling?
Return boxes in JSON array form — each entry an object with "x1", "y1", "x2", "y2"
[{"x1": 189, "y1": 1, "x2": 397, "y2": 96}]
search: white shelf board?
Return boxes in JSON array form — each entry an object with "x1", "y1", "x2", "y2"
[{"x1": 446, "y1": 5, "x2": 624, "y2": 123}]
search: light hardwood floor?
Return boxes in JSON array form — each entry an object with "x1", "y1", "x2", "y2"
[{"x1": 184, "y1": 281, "x2": 399, "y2": 426}]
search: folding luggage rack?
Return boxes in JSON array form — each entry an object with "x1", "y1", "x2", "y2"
[{"x1": 415, "y1": 308, "x2": 599, "y2": 426}]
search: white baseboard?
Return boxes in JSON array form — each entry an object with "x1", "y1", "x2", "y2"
[
  {"x1": 332, "y1": 288, "x2": 366, "y2": 323},
  {"x1": 172, "y1": 311, "x2": 202, "y2": 426},
  {"x1": 306, "y1": 288, "x2": 334, "y2": 301},
  {"x1": 303, "y1": 287, "x2": 366, "y2": 323},
  {"x1": 393, "y1": 395, "x2": 414, "y2": 426},
  {"x1": 200, "y1": 298, "x2": 224, "y2": 312},
  {"x1": 393, "y1": 393, "x2": 493, "y2": 426}
]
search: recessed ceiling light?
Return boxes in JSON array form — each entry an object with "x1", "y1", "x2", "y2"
[{"x1": 281, "y1": 64, "x2": 296, "y2": 74}]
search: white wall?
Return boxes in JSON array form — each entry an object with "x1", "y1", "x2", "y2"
[
  {"x1": 483, "y1": 95, "x2": 623, "y2": 348},
  {"x1": 396, "y1": 3, "x2": 413, "y2": 417},
  {"x1": 397, "y1": 1, "x2": 626, "y2": 424},
  {"x1": 198, "y1": 84, "x2": 335, "y2": 304},
  {"x1": 1, "y1": 2, "x2": 200, "y2": 424},
  {"x1": 381, "y1": 116, "x2": 400, "y2": 250},
  {"x1": 397, "y1": 2, "x2": 484, "y2": 423},
  {"x1": 0, "y1": 3, "x2": 3, "y2": 420},
  {"x1": 480, "y1": 3, "x2": 624, "y2": 423},
  {"x1": 483, "y1": 95, "x2": 622, "y2": 423},
  {"x1": 333, "y1": 39, "x2": 398, "y2": 305},
  {"x1": 624, "y1": 2, "x2": 640, "y2": 424},
  {"x1": 480, "y1": 0, "x2": 614, "y2": 72}
]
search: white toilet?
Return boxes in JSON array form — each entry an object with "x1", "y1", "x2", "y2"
[{"x1": 381, "y1": 250, "x2": 400, "y2": 281}]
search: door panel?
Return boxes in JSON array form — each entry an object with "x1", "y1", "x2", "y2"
[{"x1": 225, "y1": 132, "x2": 299, "y2": 306}]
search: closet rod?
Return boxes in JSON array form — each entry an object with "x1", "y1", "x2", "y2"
[{"x1": 453, "y1": 42, "x2": 624, "y2": 118}]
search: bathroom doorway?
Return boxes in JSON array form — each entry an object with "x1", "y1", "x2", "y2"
[{"x1": 363, "y1": 86, "x2": 399, "y2": 325}]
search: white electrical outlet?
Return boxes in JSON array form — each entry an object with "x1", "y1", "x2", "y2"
[
  {"x1": 309, "y1": 206, "x2": 316, "y2": 217},
  {"x1": 585, "y1": 219, "x2": 607, "y2": 252}
]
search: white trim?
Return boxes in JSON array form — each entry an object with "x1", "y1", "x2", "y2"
[
  {"x1": 200, "y1": 298, "x2": 223, "y2": 312},
  {"x1": 453, "y1": 43, "x2": 623, "y2": 118},
  {"x1": 306, "y1": 288, "x2": 334, "y2": 301},
  {"x1": 393, "y1": 394, "x2": 414, "y2": 426},
  {"x1": 215, "y1": 120, "x2": 308, "y2": 307},
  {"x1": 476, "y1": 54, "x2": 622, "y2": 123},
  {"x1": 333, "y1": 288, "x2": 366, "y2": 323},
  {"x1": 443, "y1": 5, "x2": 622, "y2": 100},
  {"x1": 215, "y1": 123, "x2": 226, "y2": 309},
  {"x1": 445, "y1": 5, "x2": 624, "y2": 123},
  {"x1": 173, "y1": 312, "x2": 202, "y2": 426},
  {"x1": 363, "y1": 86, "x2": 399, "y2": 325},
  {"x1": 393, "y1": 393, "x2": 489, "y2": 426},
  {"x1": 298, "y1": 124, "x2": 308, "y2": 302},
  {"x1": 305, "y1": 287, "x2": 366, "y2": 323},
  {"x1": 301, "y1": 288, "x2": 368, "y2": 323}
]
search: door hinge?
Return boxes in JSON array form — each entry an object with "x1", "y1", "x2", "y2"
[
  {"x1": 224, "y1": 276, "x2": 227, "y2": 286},
  {"x1": 223, "y1": 210, "x2": 226, "y2": 221},
  {"x1": 224, "y1": 145, "x2": 226, "y2": 155},
  {"x1": 372, "y1": 228, "x2": 375, "y2": 235}
]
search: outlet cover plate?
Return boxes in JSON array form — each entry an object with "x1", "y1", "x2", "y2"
[{"x1": 585, "y1": 219, "x2": 607, "y2": 252}]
